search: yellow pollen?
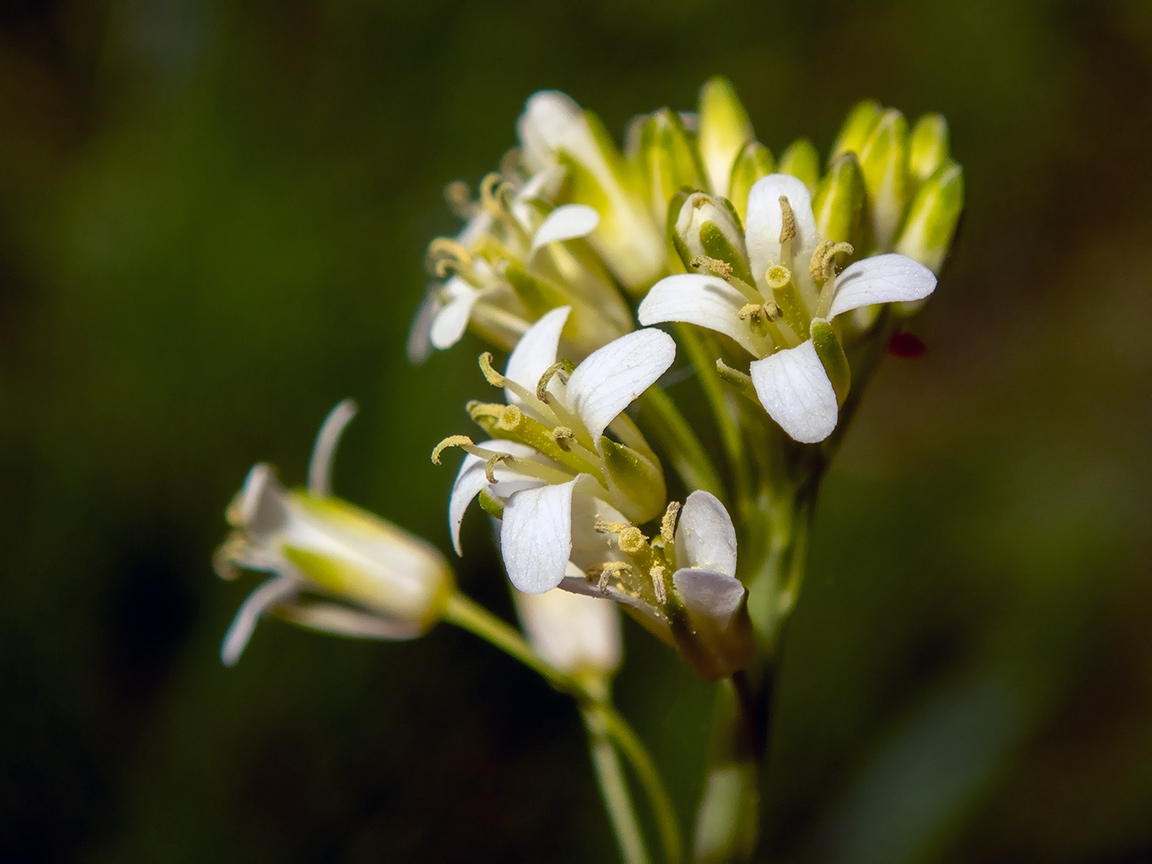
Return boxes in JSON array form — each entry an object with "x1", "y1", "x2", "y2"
[
  {"x1": 778, "y1": 196, "x2": 796, "y2": 244},
  {"x1": 820, "y1": 241, "x2": 855, "y2": 280},
  {"x1": 431, "y1": 435, "x2": 473, "y2": 465},
  {"x1": 650, "y1": 564, "x2": 668, "y2": 605},
  {"x1": 738, "y1": 303, "x2": 765, "y2": 322},
  {"x1": 661, "y1": 501, "x2": 680, "y2": 544},
  {"x1": 478, "y1": 352, "x2": 506, "y2": 387},
  {"x1": 691, "y1": 255, "x2": 733, "y2": 280},
  {"x1": 496, "y1": 405, "x2": 523, "y2": 431},
  {"x1": 617, "y1": 526, "x2": 648, "y2": 555},
  {"x1": 443, "y1": 180, "x2": 475, "y2": 219},
  {"x1": 764, "y1": 300, "x2": 783, "y2": 321},
  {"x1": 535, "y1": 361, "x2": 571, "y2": 403},
  {"x1": 484, "y1": 453, "x2": 512, "y2": 484},
  {"x1": 425, "y1": 237, "x2": 472, "y2": 278},
  {"x1": 765, "y1": 264, "x2": 791, "y2": 290},
  {"x1": 551, "y1": 426, "x2": 576, "y2": 450},
  {"x1": 810, "y1": 239, "x2": 836, "y2": 284}
]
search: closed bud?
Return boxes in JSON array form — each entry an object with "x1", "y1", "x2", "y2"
[
  {"x1": 894, "y1": 161, "x2": 964, "y2": 274},
  {"x1": 728, "y1": 140, "x2": 775, "y2": 222},
  {"x1": 859, "y1": 109, "x2": 911, "y2": 251},
  {"x1": 830, "y1": 99, "x2": 883, "y2": 161},
  {"x1": 698, "y1": 76, "x2": 755, "y2": 197},
  {"x1": 777, "y1": 138, "x2": 820, "y2": 192},
  {"x1": 513, "y1": 588, "x2": 622, "y2": 678},
  {"x1": 812, "y1": 152, "x2": 866, "y2": 250},
  {"x1": 637, "y1": 108, "x2": 707, "y2": 224},
  {"x1": 601, "y1": 436, "x2": 667, "y2": 525},
  {"x1": 909, "y1": 113, "x2": 950, "y2": 185}
]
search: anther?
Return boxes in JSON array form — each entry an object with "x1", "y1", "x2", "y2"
[
  {"x1": 617, "y1": 526, "x2": 648, "y2": 555},
  {"x1": 431, "y1": 435, "x2": 474, "y2": 465},
  {"x1": 764, "y1": 300, "x2": 783, "y2": 321},
  {"x1": 425, "y1": 237, "x2": 472, "y2": 278},
  {"x1": 691, "y1": 255, "x2": 734, "y2": 280},
  {"x1": 778, "y1": 196, "x2": 797, "y2": 244},
  {"x1": 478, "y1": 352, "x2": 506, "y2": 387},
  {"x1": 810, "y1": 239, "x2": 836, "y2": 284},
  {"x1": 551, "y1": 426, "x2": 576, "y2": 450},
  {"x1": 443, "y1": 180, "x2": 475, "y2": 219},
  {"x1": 536, "y1": 361, "x2": 572, "y2": 403},
  {"x1": 484, "y1": 453, "x2": 512, "y2": 484},
  {"x1": 661, "y1": 501, "x2": 680, "y2": 544},
  {"x1": 738, "y1": 303, "x2": 765, "y2": 323},
  {"x1": 650, "y1": 564, "x2": 668, "y2": 605},
  {"x1": 820, "y1": 241, "x2": 855, "y2": 280}
]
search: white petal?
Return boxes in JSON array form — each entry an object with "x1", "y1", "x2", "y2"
[
  {"x1": 220, "y1": 574, "x2": 299, "y2": 667},
  {"x1": 406, "y1": 292, "x2": 437, "y2": 364},
  {"x1": 828, "y1": 253, "x2": 937, "y2": 318},
  {"x1": 500, "y1": 477, "x2": 580, "y2": 593},
  {"x1": 529, "y1": 204, "x2": 599, "y2": 255},
  {"x1": 277, "y1": 601, "x2": 424, "y2": 641},
  {"x1": 513, "y1": 588, "x2": 622, "y2": 675},
  {"x1": 307, "y1": 400, "x2": 357, "y2": 497},
  {"x1": 745, "y1": 174, "x2": 819, "y2": 282},
  {"x1": 566, "y1": 329, "x2": 676, "y2": 445},
  {"x1": 638, "y1": 274, "x2": 766, "y2": 357},
  {"x1": 750, "y1": 341, "x2": 839, "y2": 444},
  {"x1": 671, "y1": 569, "x2": 746, "y2": 629},
  {"x1": 569, "y1": 494, "x2": 630, "y2": 573},
  {"x1": 449, "y1": 440, "x2": 537, "y2": 555},
  {"x1": 675, "y1": 490, "x2": 738, "y2": 577},
  {"x1": 517, "y1": 91, "x2": 587, "y2": 173},
  {"x1": 504, "y1": 306, "x2": 571, "y2": 402},
  {"x1": 428, "y1": 277, "x2": 480, "y2": 350}
]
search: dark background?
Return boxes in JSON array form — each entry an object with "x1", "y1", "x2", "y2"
[{"x1": 3, "y1": 0, "x2": 1151, "y2": 861}]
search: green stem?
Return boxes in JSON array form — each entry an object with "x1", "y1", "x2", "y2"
[
  {"x1": 675, "y1": 325, "x2": 749, "y2": 506},
  {"x1": 584, "y1": 706, "x2": 651, "y2": 864},
  {"x1": 635, "y1": 385, "x2": 726, "y2": 501}
]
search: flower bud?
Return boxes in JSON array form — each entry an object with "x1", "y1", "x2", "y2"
[
  {"x1": 894, "y1": 161, "x2": 964, "y2": 274},
  {"x1": 636, "y1": 108, "x2": 706, "y2": 224},
  {"x1": 601, "y1": 437, "x2": 667, "y2": 525},
  {"x1": 674, "y1": 192, "x2": 752, "y2": 285},
  {"x1": 777, "y1": 138, "x2": 820, "y2": 192},
  {"x1": 697, "y1": 76, "x2": 754, "y2": 198},
  {"x1": 859, "y1": 109, "x2": 912, "y2": 251},
  {"x1": 728, "y1": 141, "x2": 775, "y2": 222},
  {"x1": 830, "y1": 99, "x2": 883, "y2": 161},
  {"x1": 909, "y1": 113, "x2": 950, "y2": 185},
  {"x1": 812, "y1": 152, "x2": 866, "y2": 249}
]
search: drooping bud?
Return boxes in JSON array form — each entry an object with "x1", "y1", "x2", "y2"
[
  {"x1": 777, "y1": 138, "x2": 820, "y2": 192},
  {"x1": 675, "y1": 192, "x2": 753, "y2": 285},
  {"x1": 812, "y1": 152, "x2": 867, "y2": 252},
  {"x1": 909, "y1": 113, "x2": 950, "y2": 186},
  {"x1": 893, "y1": 161, "x2": 964, "y2": 274},
  {"x1": 728, "y1": 141, "x2": 775, "y2": 222},
  {"x1": 697, "y1": 76, "x2": 754, "y2": 198},
  {"x1": 513, "y1": 588, "x2": 622, "y2": 678},
  {"x1": 636, "y1": 108, "x2": 707, "y2": 224},
  {"x1": 859, "y1": 109, "x2": 912, "y2": 251},
  {"x1": 830, "y1": 99, "x2": 883, "y2": 161}
]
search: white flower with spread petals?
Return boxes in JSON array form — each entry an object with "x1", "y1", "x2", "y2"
[
  {"x1": 216, "y1": 401, "x2": 454, "y2": 666},
  {"x1": 558, "y1": 490, "x2": 753, "y2": 680},
  {"x1": 640, "y1": 174, "x2": 937, "y2": 444},
  {"x1": 438, "y1": 307, "x2": 675, "y2": 595}
]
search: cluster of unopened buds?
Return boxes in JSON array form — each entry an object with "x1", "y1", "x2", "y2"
[{"x1": 216, "y1": 77, "x2": 963, "y2": 862}]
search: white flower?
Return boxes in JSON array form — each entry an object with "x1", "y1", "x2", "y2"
[
  {"x1": 513, "y1": 587, "x2": 622, "y2": 677},
  {"x1": 439, "y1": 307, "x2": 674, "y2": 594},
  {"x1": 216, "y1": 401, "x2": 454, "y2": 665},
  {"x1": 558, "y1": 490, "x2": 753, "y2": 680},
  {"x1": 639, "y1": 173, "x2": 936, "y2": 443}
]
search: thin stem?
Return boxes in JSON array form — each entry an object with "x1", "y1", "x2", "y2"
[
  {"x1": 584, "y1": 707, "x2": 651, "y2": 864},
  {"x1": 675, "y1": 325, "x2": 749, "y2": 506},
  {"x1": 635, "y1": 385, "x2": 726, "y2": 502},
  {"x1": 599, "y1": 704, "x2": 685, "y2": 864}
]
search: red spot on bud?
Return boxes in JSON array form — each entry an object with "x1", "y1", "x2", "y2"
[{"x1": 888, "y1": 332, "x2": 926, "y2": 358}]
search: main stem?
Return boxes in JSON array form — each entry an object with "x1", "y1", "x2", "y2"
[{"x1": 585, "y1": 707, "x2": 651, "y2": 864}]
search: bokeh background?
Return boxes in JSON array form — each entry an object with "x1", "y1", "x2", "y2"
[{"x1": 3, "y1": 0, "x2": 1151, "y2": 861}]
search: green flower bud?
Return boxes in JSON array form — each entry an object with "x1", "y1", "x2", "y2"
[
  {"x1": 812, "y1": 152, "x2": 866, "y2": 251},
  {"x1": 675, "y1": 192, "x2": 753, "y2": 285},
  {"x1": 601, "y1": 437, "x2": 667, "y2": 525},
  {"x1": 894, "y1": 160, "x2": 964, "y2": 274},
  {"x1": 698, "y1": 76, "x2": 754, "y2": 198},
  {"x1": 830, "y1": 99, "x2": 883, "y2": 161},
  {"x1": 859, "y1": 109, "x2": 911, "y2": 251},
  {"x1": 637, "y1": 108, "x2": 707, "y2": 224},
  {"x1": 728, "y1": 140, "x2": 775, "y2": 222},
  {"x1": 777, "y1": 138, "x2": 820, "y2": 192},
  {"x1": 909, "y1": 113, "x2": 950, "y2": 186}
]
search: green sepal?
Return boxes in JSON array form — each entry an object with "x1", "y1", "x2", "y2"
[
  {"x1": 601, "y1": 436, "x2": 666, "y2": 524},
  {"x1": 478, "y1": 489, "x2": 504, "y2": 520},
  {"x1": 810, "y1": 318, "x2": 850, "y2": 405},
  {"x1": 909, "y1": 113, "x2": 950, "y2": 185},
  {"x1": 698, "y1": 76, "x2": 754, "y2": 197},
  {"x1": 894, "y1": 160, "x2": 964, "y2": 274},
  {"x1": 830, "y1": 99, "x2": 883, "y2": 162},
  {"x1": 715, "y1": 358, "x2": 757, "y2": 401},
  {"x1": 728, "y1": 141, "x2": 775, "y2": 221},
  {"x1": 638, "y1": 108, "x2": 707, "y2": 220},
  {"x1": 504, "y1": 261, "x2": 572, "y2": 318},
  {"x1": 667, "y1": 187, "x2": 694, "y2": 272},
  {"x1": 859, "y1": 109, "x2": 911, "y2": 250},
  {"x1": 812, "y1": 152, "x2": 866, "y2": 250},
  {"x1": 777, "y1": 138, "x2": 820, "y2": 192},
  {"x1": 698, "y1": 213, "x2": 755, "y2": 286}
]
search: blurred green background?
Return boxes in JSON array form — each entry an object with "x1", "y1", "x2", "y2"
[{"x1": 3, "y1": 0, "x2": 1151, "y2": 861}]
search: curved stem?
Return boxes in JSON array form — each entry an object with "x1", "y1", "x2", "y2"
[
  {"x1": 635, "y1": 385, "x2": 726, "y2": 501},
  {"x1": 584, "y1": 706, "x2": 651, "y2": 864}
]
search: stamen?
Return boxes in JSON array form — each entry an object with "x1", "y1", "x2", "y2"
[
  {"x1": 484, "y1": 453, "x2": 512, "y2": 484},
  {"x1": 444, "y1": 180, "x2": 476, "y2": 219},
  {"x1": 650, "y1": 564, "x2": 668, "y2": 605},
  {"x1": 535, "y1": 360, "x2": 573, "y2": 403},
  {"x1": 822, "y1": 242, "x2": 855, "y2": 278},
  {"x1": 778, "y1": 196, "x2": 796, "y2": 244},
  {"x1": 809, "y1": 239, "x2": 836, "y2": 284},
  {"x1": 595, "y1": 518, "x2": 634, "y2": 535},
  {"x1": 691, "y1": 255, "x2": 734, "y2": 280},
  {"x1": 551, "y1": 426, "x2": 576, "y2": 450},
  {"x1": 478, "y1": 352, "x2": 506, "y2": 387},
  {"x1": 661, "y1": 501, "x2": 680, "y2": 544},
  {"x1": 466, "y1": 401, "x2": 506, "y2": 424},
  {"x1": 431, "y1": 435, "x2": 474, "y2": 465},
  {"x1": 763, "y1": 300, "x2": 783, "y2": 321},
  {"x1": 425, "y1": 237, "x2": 472, "y2": 278}
]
